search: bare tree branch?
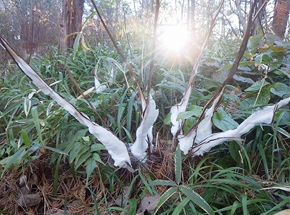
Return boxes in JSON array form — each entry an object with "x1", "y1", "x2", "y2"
[
  {"x1": 187, "y1": 0, "x2": 261, "y2": 136},
  {"x1": 90, "y1": 0, "x2": 145, "y2": 103}
]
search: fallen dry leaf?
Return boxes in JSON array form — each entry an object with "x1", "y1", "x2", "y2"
[
  {"x1": 137, "y1": 194, "x2": 161, "y2": 213},
  {"x1": 274, "y1": 209, "x2": 290, "y2": 215},
  {"x1": 17, "y1": 193, "x2": 42, "y2": 207}
]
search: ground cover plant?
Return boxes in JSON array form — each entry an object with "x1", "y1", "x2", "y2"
[{"x1": 1, "y1": 0, "x2": 290, "y2": 214}]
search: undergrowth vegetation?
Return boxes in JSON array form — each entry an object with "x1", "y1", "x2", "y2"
[{"x1": 1, "y1": 32, "x2": 290, "y2": 214}]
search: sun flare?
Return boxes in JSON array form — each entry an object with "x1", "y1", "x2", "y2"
[{"x1": 159, "y1": 25, "x2": 189, "y2": 52}]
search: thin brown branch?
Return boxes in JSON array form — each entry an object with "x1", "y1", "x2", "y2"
[
  {"x1": 66, "y1": 69, "x2": 104, "y2": 123},
  {"x1": 253, "y1": 0, "x2": 268, "y2": 22}
]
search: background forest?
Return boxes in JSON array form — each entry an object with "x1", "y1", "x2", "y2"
[{"x1": 1, "y1": 0, "x2": 290, "y2": 214}]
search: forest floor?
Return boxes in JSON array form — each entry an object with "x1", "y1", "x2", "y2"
[{"x1": 0, "y1": 154, "x2": 103, "y2": 215}]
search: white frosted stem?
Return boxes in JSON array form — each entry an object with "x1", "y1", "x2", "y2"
[{"x1": 0, "y1": 38, "x2": 131, "y2": 168}]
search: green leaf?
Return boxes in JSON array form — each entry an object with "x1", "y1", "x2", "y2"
[
  {"x1": 255, "y1": 54, "x2": 262, "y2": 65},
  {"x1": 229, "y1": 142, "x2": 241, "y2": 165},
  {"x1": 75, "y1": 152, "x2": 91, "y2": 170},
  {"x1": 138, "y1": 169, "x2": 156, "y2": 195},
  {"x1": 73, "y1": 32, "x2": 82, "y2": 58},
  {"x1": 155, "y1": 187, "x2": 178, "y2": 214},
  {"x1": 262, "y1": 53, "x2": 271, "y2": 63},
  {"x1": 150, "y1": 180, "x2": 176, "y2": 187},
  {"x1": 183, "y1": 117, "x2": 197, "y2": 134},
  {"x1": 69, "y1": 144, "x2": 85, "y2": 164},
  {"x1": 254, "y1": 88, "x2": 271, "y2": 106},
  {"x1": 220, "y1": 64, "x2": 233, "y2": 71},
  {"x1": 91, "y1": 143, "x2": 106, "y2": 152},
  {"x1": 80, "y1": 35, "x2": 89, "y2": 51},
  {"x1": 92, "y1": 153, "x2": 105, "y2": 165},
  {"x1": 124, "y1": 175, "x2": 139, "y2": 207},
  {"x1": 258, "y1": 143, "x2": 269, "y2": 178},
  {"x1": 174, "y1": 146, "x2": 182, "y2": 185},
  {"x1": 230, "y1": 201, "x2": 240, "y2": 215},
  {"x1": 21, "y1": 129, "x2": 31, "y2": 147},
  {"x1": 277, "y1": 127, "x2": 290, "y2": 138},
  {"x1": 270, "y1": 83, "x2": 290, "y2": 98},
  {"x1": 122, "y1": 126, "x2": 133, "y2": 143},
  {"x1": 53, "y1": 156, "x2": 62, "y2": 194},
  {"x1": 245, "y1": 79, "x2": 269, "y2": 92},
  {"x1": 188, "y1": 105, "x2": 203, "y2": 114},
  {"x1": 213, "y1": 107, "x2": 239, "y2": 131},
  {"x1": 179, "y1": 185, "x2": 214, "y2": 215},
  {"x1": 82, "y1": 136, "x2": 90, "y2": 142},
  {"x1": 32, "y1": 141, "x2": 67, "y2": 155},
  {"x1": 255, "y1": 52, "x2": 271, "y2": 64},
  {"x1": 260, "y1": 198, "x2": 290, "y2": 215},
  {"x1": 172, "y1": 197, "x2": 190, "y2": 215},
  {"x1": 128, "y1": 198, "x2": 138, "y2": 215},
  {"x1": 177, "y1": 105, "x2": 202, "y2": 120},
  {"x1": 73, "y1": 129, "x2": 88, "y2": 141},
  {"x1": 2, "y1": 146, "x2": 26, "y2": 176},
  {"x1": 241, "y1": 195, "x2": 248, "y2": 215},
  {"x1": 31, "y1": 106, "x2": 43, "y2": 144},
  {"x1": 164, "y1": 112, "x2": 172, "y2": 125},
  {"x1": 177, "y1": 111, "x2": 195, "y2": 120},
  {"x1": 85, "y1": 158, "x2": 97, "y2": 184},
  {"x1": 269, "y1": 45, "x2": 287, "y2": 53},
  {"x1": 249, "y1": 34, "x2": 263, "y2": 52},
  {"x1": 241, "y1": 88, "x2": 271, "y2": 109},
  {"x1": 126, "y1": 91, "x2": 137, "y2": 132}
]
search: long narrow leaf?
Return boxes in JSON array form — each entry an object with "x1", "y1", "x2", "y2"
[
  {"x1": 154, "y1": 187, "x2": 178, "y2": 214},
  {"x1": 179, "y1": 185, "x2": 214, "y2": 215},
  {"x1": 172, "y1": 197, "x2": 190, "y2": 215},
  {"x1": 31, "y1": 106, "x2": 43, "y2": 144},
  {"x1": 174, "y1": 146, "x2": 182, "y2": 184}
]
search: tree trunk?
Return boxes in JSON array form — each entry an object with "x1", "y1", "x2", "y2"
[
  {"x1": 28, "y1": 1, "x2": 35, "y2": 56},
  {"x1": 59, "y1": 0, "x2": 84, "y2": 52},
  {"x1": 272, "y1": 0, "x2": 290, "y2": 39},
  {"x1": 191, "y1": 0, "x2": 195, "y2": 31}
]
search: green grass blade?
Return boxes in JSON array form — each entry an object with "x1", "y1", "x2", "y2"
[
  {"x1": 123, "y1": 175, "x2": 139, "y2": 207},
  {"x1": 32, "y1": 141, "x2": 67, "y2": 155},
  {"x1": 21, "y1": 129, "x2": 31, "y2": 147},
  {"x1": 242, "y1": 194, "x2": 248, "y2": 215},
  {"x1": 258, "y1": 143, "x2": 270, "y2": 178},
  {"x1": 53, "y1": 155, "x2": 62, "y2": 194},
  {"x1": 179, "y1": 185, "x2": 214, "y2": 215},
  {"x1": 260, "y1": 198, "x2": 290, "y2": 215},
  {"x1": 138, "y1": 169, "x2": 155, "y2": 195},
  {"x1": 154, "y1": 187, "x2": 178, "y2": 214},
  {"x1": 230, "y1": 201, "x2": 239, "y2": 215},
  {"x1": 31, "y1": 106, "x2": 43, "y2": 144},
  {"x1": 172, "y1": 197, "x2": 190, "y2": 215},
  {"x1": 2, "y1": 146, "x2": 26, "y2": 177},
  {"x1": 150, "y1": 180, "x2": 176, "y2": 187},
  {"x1": 126, "y1": 91, "x2": 136, "y2": 132},
  {"x1": 175, "y1": 145, "x2": 182, "y2": 184},
  {"x1": 122, "y1": 126, "x2": 133, "y2": 143},
  {"x1": 128, "y1": 198, "x2": 138, "y2": 215}
]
